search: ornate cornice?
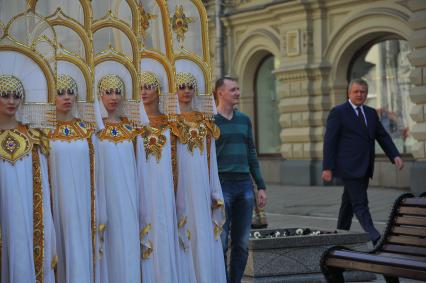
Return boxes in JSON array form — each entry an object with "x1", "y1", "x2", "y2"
[{"x1": 275, "y1": 66, "x2": 330, "y2": 82}]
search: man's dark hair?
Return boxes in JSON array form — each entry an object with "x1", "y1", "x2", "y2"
[
  {"x1": 348, "y1": 78, "x2": 368, "y2": 93},
  {"x1": 214, "y1": 76, "x2": 237, "y2": 93}
]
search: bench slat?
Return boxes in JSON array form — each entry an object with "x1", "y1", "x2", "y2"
[
  {"x1": 326, "y1": 257, "x2": 426, "y2": 281},
  {"x1": 378, "y1": 252, "x2": 426, "y2": 262},
  {"x1": 387, "y1": 235, "x2": 426, "y2": 247},
  {"x1": 394, "y1": 216, "x2": 426, "y2": 227},
  {"x1": 398, "y1": 206, "x2": 426, "y2": 216},
  {"x1": 329, "y1": 250, "x2": 426, "y2": 270},
  {"x1": 391, "y1": 226, "x2": 426, "y2": 237},
  {"x1": 381, "y1": 244, "x2": 426, "y2": 257},
  {"x1": 402, "y1": 198, "x2": 426, "y2": 207}
]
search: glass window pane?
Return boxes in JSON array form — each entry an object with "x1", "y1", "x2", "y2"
[
  {"x1": 349, "y1": 39, "x2": 414, "y2": 154},
  {"x1": 141, "y1": 0, "x2": 167, "y2": 54},
  {"x1": 92, "y1": 0, "x2": 132, "y2": 26},
  {"x1": 93, "y1": 27, "x2": 133, "y2": 60},
  {"x1": 35, "y1": 0, "x2": 85, "y2": 26},
  {"x1": 255, "y1": 56, "x2": 281, "y2": 154},
  {"x1": 54, "y1": 26, "x2": 85, "y2": 59}
]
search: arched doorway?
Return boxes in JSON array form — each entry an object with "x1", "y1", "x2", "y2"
[
  {"x1": 348, "y1": 39, "x2": 414, "y2": 155},
  {"x1": 254, "y1": 54, "x2": 280, "y2": 155}
]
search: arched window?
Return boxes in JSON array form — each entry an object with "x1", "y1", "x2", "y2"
[
  {"x1": 349, "y1": 39, "x2": 414, "y2": 154},
  {"x1": 254, "y1": 55, "x2": 281, "y2": 155}
]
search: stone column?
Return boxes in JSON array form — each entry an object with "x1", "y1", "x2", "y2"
[
  {"x1": 276, "y1": 66, "x2": 330, "y2": 185},
  {"x1": 404, "y1": 0, "x2": 426, "y2": 194}
]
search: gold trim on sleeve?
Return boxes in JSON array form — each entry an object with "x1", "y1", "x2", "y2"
[
  {"x1": 98, "y1": 223, "x2": 106, "y2": 259},
  {"x1": 32, "y1": 147, "x2": 45, "y2": 283},
  {"x1": 142, "y1": 240, "x2": 153, "y2": 259},
  {"x1": 212, "y1": 199, "x2": 224, "y2": 210},
  {"x1": 140, "y1": 223, "x2": 153, "y2": 259},
  {"x1": 88, "y1": 137, "x2": 97, "y2": 279},
  {"x1": 51, "y1": 255, "x2": 58, "y2": 269},
  {"x1": 140, "y1": 223, "x2": 152, "y2": 238},
  {"x1": 214, "y1": 224, "x2": 223, "y2": 241},
  {"x1": 206, "y1": 133, "x2": 212, "y2": 174},
  {"x1": 170, "y1": 133, "x2": 178, "y2": 194}
]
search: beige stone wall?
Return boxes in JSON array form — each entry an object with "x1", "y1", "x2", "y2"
[
  {"x1": 205, "y1": 0, "x2": 425, "y2": 188},
  {"x1": 404, "y1": 0, "x2": 426, "y2": 160}
]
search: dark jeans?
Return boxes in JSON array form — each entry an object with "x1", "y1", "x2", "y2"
[
  {"x1": 337, "y1": 177, "x2": 381, "y2": 243},
  {"x1": 220, "y1": 179, "x2": 254, "y2": 283}
]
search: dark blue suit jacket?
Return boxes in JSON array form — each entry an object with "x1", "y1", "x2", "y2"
[{"x1": 323, "y1": 101, "x2": 400, "y2": 179}]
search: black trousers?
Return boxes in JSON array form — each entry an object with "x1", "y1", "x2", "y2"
[{"x1": 337, "y1": 177, "x2": 380, "y2": 243}]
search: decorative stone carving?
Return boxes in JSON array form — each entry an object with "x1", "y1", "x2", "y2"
[{"x1": 286, "y1": 30, "x2": 300, "y2": 57}]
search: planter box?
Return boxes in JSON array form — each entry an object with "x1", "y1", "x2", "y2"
[{"x1": 242, "y1": 228, "x2": 376, "y2": 283}]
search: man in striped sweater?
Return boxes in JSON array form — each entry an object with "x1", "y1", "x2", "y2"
[{"x1": 214, "y1": 77, "x2": 267, "y2": 283}]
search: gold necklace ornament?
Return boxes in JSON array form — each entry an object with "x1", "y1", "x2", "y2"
[
  {"x1": 0, "y1": 125, "x2": 47, "y2": 164},
  {"x1": 97, "y1": 119, "x2": 136, "y2": 143},
  {"x1": 141, "y1": 115, "x2": 169, "y2": 162},
  {"x1": 141, "y1": 125, "x2": 167, "y2": 162},
  {"x1": 49, "y1": 119, "x2": 94, "y2": 141},
  {"x1": 0, "y1": 128, "x2": 31, "y2": 164}
]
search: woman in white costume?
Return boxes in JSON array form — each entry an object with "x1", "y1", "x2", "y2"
[
  {"x1": 0, "y1": 74, "x2": 56, "y2": 283},
  {"x1": 176, "y1": 72, "x2": 227, "y2": 283},
  {"x1": 137, "y1": 71, "x2": 196, "y2": 283},
  {"x1": 49, "y1": 74, "x2": 106, "y2": 283},
  {"x1": 95, "y1": 74, "x2": 140, "y2": 283}
]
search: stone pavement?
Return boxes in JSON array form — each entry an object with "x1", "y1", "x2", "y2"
[{"x1": 262, "y1": 184, "x2": 424, "y2": 283}]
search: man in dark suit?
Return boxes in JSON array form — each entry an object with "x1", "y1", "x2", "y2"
[{"x1": 322, "y1": 78, "x2": 404, "y2": 245}]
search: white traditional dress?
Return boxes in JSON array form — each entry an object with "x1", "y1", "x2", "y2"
[
  {"x1": 177, "y1": 111, "x2": 227, "y2": 283},
  {"x1": 49, "y1": 118, "x2": 105, "y2": 283},
  {"x1": 0, "y1": 124, "x2": 56, "y2": 283},
  {"x1": 96, "y1": 118, "x2": 141, "y2": 283},
  {"x1": 137, "y1": 114, "x2": 196, "y2": 283}
]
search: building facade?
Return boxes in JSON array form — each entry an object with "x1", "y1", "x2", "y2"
[{"x1": 204, "y1": 0, "x2": 426, "y2": 192}]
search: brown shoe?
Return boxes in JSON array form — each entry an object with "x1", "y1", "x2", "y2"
[
  {"x1": 258, "y1": 210, "x2": 268, "y2": 229},
  {"x1": 251, "y1": 210, "x2": 268, "y2": 229}
]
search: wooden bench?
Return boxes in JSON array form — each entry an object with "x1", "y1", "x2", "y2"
[{"x1": 320, "y1": 192, "x2": 426, "y2": 283}]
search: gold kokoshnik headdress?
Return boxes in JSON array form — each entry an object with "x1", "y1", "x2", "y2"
[
  {"x1": 176, "y1": 72, "x2": 198, "y2": 95},
  {"x1": 56, "y1": 73, "x2": 97, "y2": 122},
  {"x1": 141, "y1": 71, "x2": 161, "y2": 94},
  {"x1": 94, "y1": 66, "x2": 143, "y2": 129},
  {"x1": 96, "y1": 74, "x2": 126, "y2": 123},
  {"x1": 94, "y1": 59, "x2": 143, "y2": 129},
  {"x1": 98, "y1": 74, "x2": 125, "y2": 96},
  {"x1": 0, "y1": 75, "x2": 25, "y2": 98},
  {"x1": 57, "y1": 74, "x2": 78, "y2": 96},
  {"x1": 175, "y1": 71, "x2": 216, "y2": 115},
  {"x1": 140, "y1": 71, "x2": 179, "y2": 117}
]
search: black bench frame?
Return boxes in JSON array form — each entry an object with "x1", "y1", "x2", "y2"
[{"x1": 320, "y1": 192, "x2": 426, "y2": 283}]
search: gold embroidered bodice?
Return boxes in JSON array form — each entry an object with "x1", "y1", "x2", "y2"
[
  {"x1": 0, "y1": 124, "x2": 48, "y2": 164},
  {"x1": 177, "y1": 111, "x2": 220, "y2": 154},
  {"x1": 97, "y1": 118, "x2": 137, "y2": 143},
  {"x1": 49, "y1": 119, "x2": 94, "y2": 141},
  {"x1": 140, "y1": 115, "x2": 169, "y2": 162}
]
